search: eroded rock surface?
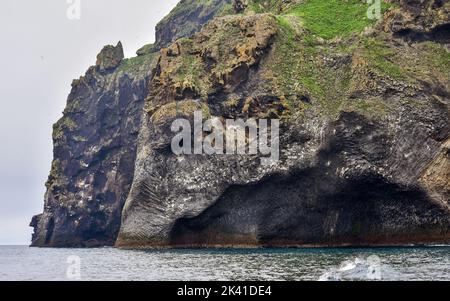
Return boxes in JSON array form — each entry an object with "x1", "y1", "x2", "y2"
[
  {"x1": 33, "y1": 0, "x2": 450, "y2": 248},
  {"x1": 154, "y1": 0, "x2": 233, "y2": 49},
  {"x1": 116, "y1": 1, "x2": 450, "y2": 248},
  {"x1": 30, "y1": 47, "x2": 158, "y2": 247},
  {"x1": 30, "y1": 0, "x2": 226, "y2": 247},
  {"x1": 96, "y1": 42, "x2": 124, "y2": 73},
  {"x1": 383, "y1": 0, "x2": 450, "y2": 43}
]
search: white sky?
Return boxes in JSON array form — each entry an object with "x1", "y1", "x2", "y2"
[{"x1": 0, "y1": 0, "x2": 179, "y2": 245}]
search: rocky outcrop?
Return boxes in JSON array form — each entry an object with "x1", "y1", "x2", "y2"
[
  {"x1": 148, "y1": 13, "x2": 278, "y2": 105},
  {"x1": 421, "y1": 138, "x2": 450, "y2": 211},
  {"x1": 96, "y1": 42, "x2": 124, "y2": 73},
  {"x1": 116, "y1": 0, "x2": 450, "y2": 248},
  {"x1": 383, "y1": 0, "x2": 450, "y2": 43},
  {"x1": 117, "y1": 14, "x2": 281, "y2": 247},
  {"x1": 154, "y1": 0, "x2": 233, "y2": 49},
  {"x1": 33, "y1": 0, "x2": 450, "y2": 248},
  {"x1": 30, "y1": 0, "x2": 228, "y2": 247},
  {"x1": 30, "y1": 46, "x2": 158, "y2": 247}
]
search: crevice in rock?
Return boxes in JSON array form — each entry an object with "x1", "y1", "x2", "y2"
[
  {"x1": 394, "y1": 23, "x2": 450, "y2": 44},
  {"x1": 44, "y1": 217, "x2": 55, "y2": 245}
]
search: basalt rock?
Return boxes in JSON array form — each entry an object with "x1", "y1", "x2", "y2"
[
  {"x1": 383, "y1": 0, "x2": 450, "y2": 43},
  {"x1": 116, "y1": 1, "x2": 450, "y2": 248},
  {"x1": 30, "y1": 48, "x2": 158, "y2": 247},
  {"x1": 154, "y1": 0, "x2": 233, "y2": 49},
  {"x1": 33, "y1": 0, "x2": 450, "y2": 248},
  {"x1": 96, "y1": 42, "x2": 124, "y2": 73},
  {"x1": 30, "y1": 0, "x2": 228, "y2": 248}
]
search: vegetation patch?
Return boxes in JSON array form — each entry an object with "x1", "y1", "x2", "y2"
[
  {"x1": 427, "y1": 44, "x2": 450, "y2": 73},
  {"x1": 173, "y1": 54, "x2": 209, "y2": 98},
  {"x1": 136, "y1": 43, "x2": 156, "y2": 56},
  {"x1": 416, "y1": 42, "x2": 450, "y2": 77},
  {"x1": 248, "y1": 0, "x2": 288, "y2": 13},
  {"x1": 117, "y1": 52, "x2": 157, "y2": 73},
  {"x1": 151, "y1": 101, "x2": 211, "y2": 123},
  {"x1": 285, "y1": 0, "x2": 391, "y2": 39},
  {"x1": 361, "y1": 37, "x2": 404, "y2": 80},
  {"x1": 263, "y1": 15, "x2": 356, "y2": 119},
  {"x1": 343, "y1": 97, "x2": 391, "y2": 118},
  {"x1": 271, "y1": 17, "x2": 324, "y2": 97}
]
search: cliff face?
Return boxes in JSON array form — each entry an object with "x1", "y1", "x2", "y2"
[
  {"x1": 30, "y1": 0, "x2": 227, "y2": 247},
  {"x1": 30, "y1": 43, "x2": 156, "y2": 247},
  {"x1": 32, "y1": 0, "x2": 450, "y2": 248},
  {"x1": 154, "y1": 0, "x2": 233, "y2": 49}
]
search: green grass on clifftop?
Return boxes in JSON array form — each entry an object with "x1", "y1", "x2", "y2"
[
  {"x1": 117, "y1": 52, "x2": 157, "y2": 74},
  {"x1": 285, "y1": 0, "x2": 391, "y2": 39}
]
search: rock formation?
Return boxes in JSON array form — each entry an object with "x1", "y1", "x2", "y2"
[
  {"x1": 154, "y1": 0, "x2": 233, "y2": 49},
  {"x1": 32, "y1": 0, "x2": 450, "y2": 248},
  {"x1": 30, "y1": 0, "x2": 227, "y2": 247}
]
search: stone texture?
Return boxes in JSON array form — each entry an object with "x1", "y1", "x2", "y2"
[
  {"x1": 30, "y1": 51, "x2": 157, "y2": 247},
  {"x1": 116, "y1": 3, "x2": 450, "y2": 248},
  {"x1": 96, "y1": 42, "x2": 124, "y2": 73},
  {"x1": 154, "y1": 0, "x2": 233, "y2": 49},
  {"x1": 32, "y1": 0, "x2": 450, "y2": 248},
  {"x1": 383, "y1": 0, "x2": 450, "y2": 43},
  {"x1": 30, "y1": 0, "x2": 229, "y2": 248}
]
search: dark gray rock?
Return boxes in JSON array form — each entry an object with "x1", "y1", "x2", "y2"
[
  {"x1": 96, "y1": 42, "x2": 124, "y2": 73},
  {"x1": 30, "y1": 0, "x2": 229, "y2": 248},
  {"x1": 154, "y1": 0, "x2": 232, "y2": 49},
  {"x1": 32, "y1": 0, "x2": 450, "y2": 248},
  {"x1": 30, "y1": 50, "x2": 157, "y2": 247},
  {"x1": 116, "y1": 9, "x2": 450, "y2": 248}
]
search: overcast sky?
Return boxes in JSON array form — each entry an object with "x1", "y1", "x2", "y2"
[{"x1": 0, "y1": 0, "x2": 179, "y2": 245}]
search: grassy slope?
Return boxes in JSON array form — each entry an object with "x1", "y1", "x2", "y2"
[
  {"x1": 252, "y1": 0, "x2": 449, "y2": 119},
  {"x1": 285, "y1": 0, "x2": 391, "y2": 39}
]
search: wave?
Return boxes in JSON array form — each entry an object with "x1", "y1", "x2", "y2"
[{"x1": 318, "y1": 256, "x2": 399, "y2": 281}]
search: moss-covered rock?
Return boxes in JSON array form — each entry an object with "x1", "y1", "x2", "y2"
[
  {"x1": 147, "y1": 13, "x2": 278, "y2": 111},
  {"x1": 154, "y1": 0, "x2": 234, "y2": 49},
  {"x1": 96, "y1": 41, "x2": 124, "y2": 73},
  {"x1": 136, "y1": 43, "x2": 156, "y2": 56}
]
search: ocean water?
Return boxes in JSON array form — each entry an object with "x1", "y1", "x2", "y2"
[{"x1": 0, "y1": 246, "x2": 448, "y2": 281}]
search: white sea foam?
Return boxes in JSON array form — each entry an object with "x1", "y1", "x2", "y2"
[{"x1": 319, "y1": 256, "x2": 384, "y2": 281}]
